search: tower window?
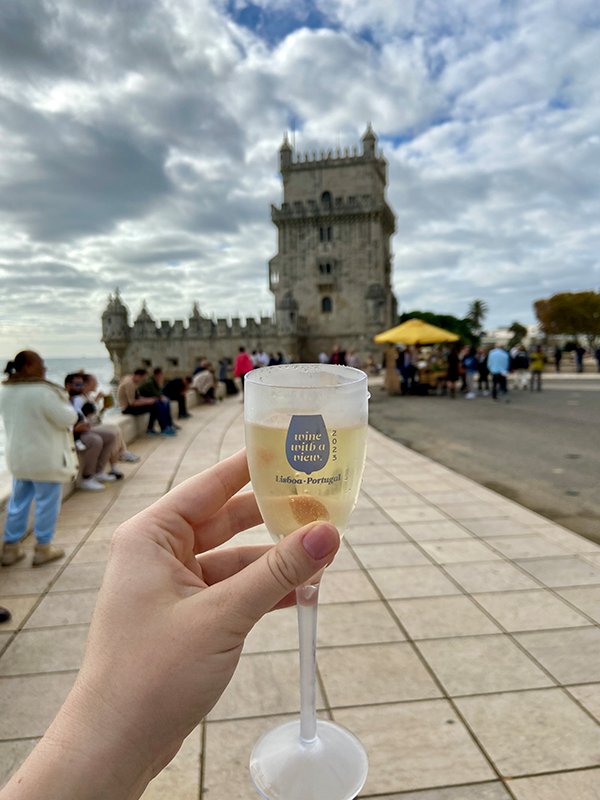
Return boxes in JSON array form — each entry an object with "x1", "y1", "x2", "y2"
[
  {"x1": 322, "y1": 297, "x2": 332, "y2": 313},
  {"x1": 319, "y1": 227, "x2": 324, "y2": 242},
  {"x1": 327, "y1": 227, "x2": 332, "y2": 241},
  {"x1": 319, "y1": 263, "x2": 332, "y2": 275},
  {"x1": 321, "y1": 191, "x2": 332, "y2": 208}
]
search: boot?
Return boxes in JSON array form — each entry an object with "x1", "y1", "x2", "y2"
[
  {"x1": 1, "y1": 542, "x2": 26, "y2": 567},
  {"x1": 32, "y1": 543, "x2": 65, "y2": 567}
]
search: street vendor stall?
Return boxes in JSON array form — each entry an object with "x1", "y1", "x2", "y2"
[{"x1": 374, "y1": 319, "x2": 460, "y2": 395}]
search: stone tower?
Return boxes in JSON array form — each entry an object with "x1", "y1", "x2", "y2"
[{"x1": 269, "y1": 125, "x2": 397, "y2": 361}]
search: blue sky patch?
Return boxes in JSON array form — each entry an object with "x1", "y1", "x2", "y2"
[{"x1": 226, "y1": 1, "x2": 334, "y2": 45}]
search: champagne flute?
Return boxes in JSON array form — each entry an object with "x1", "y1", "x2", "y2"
[{"x1": 245, "y1": 364, "x2": 369, "y2": 800}]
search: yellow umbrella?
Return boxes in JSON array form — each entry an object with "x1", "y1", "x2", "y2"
[{"x1": 374, "y1": 318, "x2": 460, "y2": 345}]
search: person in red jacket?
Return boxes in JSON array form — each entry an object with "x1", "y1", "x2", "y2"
[{"x1": 233, "y1": 346, "x2": 254, "y2": 393}]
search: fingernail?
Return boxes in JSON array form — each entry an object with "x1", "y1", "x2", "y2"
[{"x1": 302, "y1": 523, "x2": 339, "y2": 560}]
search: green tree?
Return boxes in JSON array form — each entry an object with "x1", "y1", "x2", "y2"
[
  {"x1": 466, "y1": 299, "x2": 489, "y2": 333},
  {"x1": 508, "y1": 321, "x2": 527, "y2": 349},
  {"x1": 534, "y1": 291, "x2": 600, "y2": 347},
  {"x1": 398, "y1": 311, "x2": 477, "y2": 344}
]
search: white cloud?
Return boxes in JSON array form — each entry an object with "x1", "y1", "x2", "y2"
[{"x1": 0, "y1": 0, "x2": 599, "y2": 357}]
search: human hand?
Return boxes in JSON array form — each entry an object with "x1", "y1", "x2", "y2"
[
  {"x1": 73, "y1": 420, "x2": 90, "y2": 433},
  {"x1": 1, "y1": 450, "x2": 340, "y2": 800}
]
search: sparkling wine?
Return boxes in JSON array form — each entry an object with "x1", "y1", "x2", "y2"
[{"x1": 246, "y1": 421, "x2": 367, "y2": 540}]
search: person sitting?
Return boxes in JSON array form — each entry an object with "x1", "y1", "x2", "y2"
[
  {"x1": 191, "y1": 361, "x2": 216, "y2": 403},
  {"x1": 218, "y1": 358, "x2": 238, "y2": 395},
  {"x1": 117, "y1": 368, "x2": 169, "y2": 437},
  {"x1": 138, "y1": 367, "x2": 178, "y2": 434},
  {"x1": 163, "y1": 376, "x2": 192, "y2": 419},
  {"x1": 65, "y1": 374, "x2": 118, "y2": 491},
  {"x1": 1, "y1": 351, "x2": 77, "y2": 567}
]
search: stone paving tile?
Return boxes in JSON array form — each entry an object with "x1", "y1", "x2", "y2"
[
  {"x1": 334, "y1": 700, "x2": 495, "y2": 795},
  {"x1": 374, "y1": 493, "x2": 434, "y2": 508},
  {"x1": 0, "y1": 671, "x2": 77, "y2": 739},
  {"x1": 437, "y1": 504, "x2": 507, "y2": 521},
  {"x1": 86, "y1": 523, "x2": 118, "y2": 542},
  {"x1": 418, "y1": 492, "x2": 485, "y2": 505},
  {"x1": 366, "y1": 784, "x2": 512, "y2": 800},
  {"x1": 319, "y1": 570, "x2": 380, "y2": 604},
  {"x1": 515, "y1": 557, "x2": 600, "y2": 587},
  {"x1": 0, "y1": 595, "x2": 38, "y2": 632},
  {"x1": 509, "y1": 769, "x2": 600, "y2": 800},
  {"x1": 70, "y1": 540, "x2": 111, "y2": 564},
  {"x1": 346, "y1": 508, "x2": 391, "y2": 526},
  {"x1": 0, "y1": 739, "x2": 38, "y2": 787},
  {"x1": 326, "y1": 546, "x2": 360, "y2": 572},
  {"x1": 483, "y1": 536, "x2": 571, "y2": 560},
  {"x1": 204, "y1": 713, "x2": 322, "y2": 800},
  {"x1": 243, "y1": 607, "x2": 298, "y2": 653},
  {"x1": 0, "y1": 566, "x2": 61, "y2": 597},
  {"x1": 390, "y1": 596, "x2": 501, "y2": 640},
  {"x1": 370, "y1": 566, "x2": 462, "y2": 600},
  {"x1": 531, "y1": 526, "x2": 600, "y2": 553},
  {"x1": 352, "y1": 542, "x2": 431, "y2": 569},
  {"x1": 50, "y1": 526, "x2": 91, "y2": 544},
  {"x1": 473, "y1": 590, "x2": 591, "y2": 632},
  {"x1": 318, "y1": 643, "x2": 441, "y2": 707},
  {"x1": 554, "y1": 586, "x2": 600, "y2": 623},
  {"x1": 420, "y1": 540, "x2": 502, "y2": 564},
  {"x1": 568, "y1": 684, "x2": 600, "y2": 722},
  {"x1": 444, "y1": 561, "x2": 540, "y2": 593},
  {"x1": 49, "y1": 562, "x2": 107, "y2": 592},
  {"x1": 0, "y1": 626, "x2": 89, "y2": 676},
  {"x1": 24, "y1": 590, "x2": 99, "y2": 629},
  {"x1": 208, "y1": 651, "x2": 325, "y2": 720},
  {"x1": 401, "y1": 520, "x2": 472, "y2": 541},
  {"x1": 139, "y1": 727, "x2": 200, "y2": 800},
  {"x1": 387, "y1": 507, "x2": 448, "y2": 524},
  {"x1": 462, "y1": 519, "x2": 534, "y2": 538},
  {"x1": 417, "y1": 635, "x2": 554, "y2": 696},
  {"x1": 456, "y1": 688, "x2": 600, "y2": 777},
  {"x1": 345, "y1": 523, "x2": 408, "y2": 545},
  {"x1": 516, "y1": 628, "x2": 600, "y2": 684},
  {"x1": 317, "y1": 601, "x2": 404, "y2": 647}
]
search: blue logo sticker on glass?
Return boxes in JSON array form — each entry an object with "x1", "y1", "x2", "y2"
[{"x1": 285, "y1": 415, "x2": 330, "y2": 474}]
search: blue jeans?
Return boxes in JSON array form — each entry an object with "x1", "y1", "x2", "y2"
[
  {"x1": 4, "y1": 480, "x2": 63, "y2": 545},
  {"x1": 155, "y1": 399, "x2": 173, "y2": 430}
]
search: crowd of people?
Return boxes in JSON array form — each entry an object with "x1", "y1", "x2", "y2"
[{"x1": 390, "y1": 341, "x2": 595, "y2": 401}]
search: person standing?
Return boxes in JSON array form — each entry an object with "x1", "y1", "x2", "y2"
[
  {"x1": 487, "y1": 344, "x2": 510, "y2": 402},
  {"x1": 595, "y1": 346, "x2": 600, "y2": 373},
  {"x1": 234, "y1": 347, "x2": 254, "y2": 393},
  {"x1": 554, "y1": 346, "x2": 562, "y2": 373},
  {"x1": 575, "y1": 344, "x2": 586, "y2": 373},
  {"x1": 529, "y1": 345, "x2": 546, "y2": 391},
  {"x1": 318, "y1": 351, "x2": 328, "y2": 364},
  {"x1": 1, "y1": 351, "x2": 77, "y2": 567},
  {"x1": 463, "y1": 346, "x2": 479, "y2": 399},
  {"x1": 512, "y1": 346, "x2": 530, "y2": 390},
  {"x1": 476, "y1": 347, "x2": 490, "y2": 395},
  {"x1": 346, "y1": 349, "x2": 361, "y2": 369},
  {"x1": 446, "y1": 344, "x2": 460, "y2": 399}
]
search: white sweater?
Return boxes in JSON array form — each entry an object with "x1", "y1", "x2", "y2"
[{"x1": 0, "y1": 381, "x2": 79, "y2": 483}]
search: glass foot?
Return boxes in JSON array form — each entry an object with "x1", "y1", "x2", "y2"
[{"x1": 249, "y1": 718, "x2": 368, "y2": 800}]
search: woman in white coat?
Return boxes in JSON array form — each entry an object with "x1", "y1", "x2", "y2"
[{"x1": 0, "y1": 351, "x2": 78, "y2": 567}]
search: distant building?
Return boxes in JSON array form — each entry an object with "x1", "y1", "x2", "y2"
[{"x1": 102, "y1": 126, "x2": 397, "y2": 377}]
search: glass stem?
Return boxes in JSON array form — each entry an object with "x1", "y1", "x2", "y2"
[{"x1": 296, "y1": 581, "x2": 320, "y2": 744}]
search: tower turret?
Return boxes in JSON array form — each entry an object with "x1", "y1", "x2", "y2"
[
  {"x1": 362, "y1": 123, "x2": 376, "y2": 159},
  {"x1": 101, "y1": 290, "x2": 130, "y2": 381},
  {"x1": 279, "y1": 133, "x2": 293, "y2": 172}
]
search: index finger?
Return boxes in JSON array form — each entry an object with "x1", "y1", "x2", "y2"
[{"x1": 158, "y1": 449, "x2": 251, "y2": 530}]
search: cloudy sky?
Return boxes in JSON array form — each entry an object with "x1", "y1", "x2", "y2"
[{"x1": 1, "y1": 0, "x2": 599, "y2": 357}]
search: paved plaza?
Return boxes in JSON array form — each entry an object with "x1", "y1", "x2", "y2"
[{"x1": 2, "y1": 397, "x2": 600, "y2": 798}]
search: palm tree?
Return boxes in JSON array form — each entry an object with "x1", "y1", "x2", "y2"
[{"x1": 466, "y1": 299, "x2": 489, "y2": 332}]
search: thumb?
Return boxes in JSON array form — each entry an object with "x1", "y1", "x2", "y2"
[{"x1": 221, "y1": 521, "x2": 340, "y2": 630}]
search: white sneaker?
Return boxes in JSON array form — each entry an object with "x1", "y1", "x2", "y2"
[
  {"x1": 119, "y1": 450, "x2": 140, "y2": 463},
  {"x1": 79, "y1": 477, "x2": 106, "y2": 491},
  {"x1": 75, "y1": 440, "x2": 87, "y2": 452},
  {"x1": 482, "y1": 390, "x2": 489, "y2": 396},
  {"x1": 465, "y1": 392, "x2": 475, "y2": 399},
  {"x1": 94, "y1": 472, "x2": 117, "y2": 483}
]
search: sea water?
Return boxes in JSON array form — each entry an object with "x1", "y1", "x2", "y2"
[{"x1": 0, "y1": 356, "x2": 115, "y2": 474}]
